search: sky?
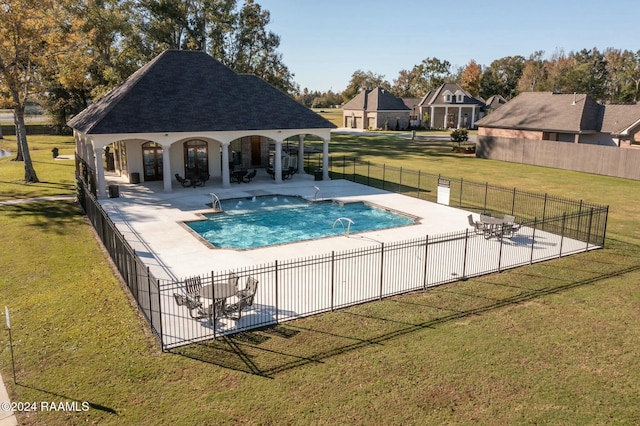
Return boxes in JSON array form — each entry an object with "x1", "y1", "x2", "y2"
[{"x1": 255, "y1": 0, "x2": 640, "y2": 92}]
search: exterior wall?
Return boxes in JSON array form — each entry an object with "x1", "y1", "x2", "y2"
[
  {"x1": 343, "y1": 109, "x2": 365, "y2": 129},
  {"x1": 477, "y1": 135, "x2": 640, "y2": 180},
  {"x1": 478, "y1": 127, "x2": 543, "y2": 140}
]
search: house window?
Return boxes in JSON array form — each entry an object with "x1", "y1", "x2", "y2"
[
  {"x1": 444, "y1": 94, "x2": 452, "y2": 102},
  {"x1": 456, "y1": 93, "x2": 464, "y2": 103}
]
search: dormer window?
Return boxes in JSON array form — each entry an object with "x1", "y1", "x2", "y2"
[
  {"x1": 455, "y1": 90, "x2": 465, "y2": 103},
  {"x1": 443, "y1": 90, "x2": 453, "y2": 103}
]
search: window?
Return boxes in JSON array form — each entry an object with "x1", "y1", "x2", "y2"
[
  {"x1": 183, "y1": 139, "x2": 208, "y2": 176},
  {"x1": 443, "y1": 90, "x2": 453, "y2": 103}
]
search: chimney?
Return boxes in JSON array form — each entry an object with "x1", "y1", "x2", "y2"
[{"x1": 572, "y1": 92, "x2": 577, "y2": 105}]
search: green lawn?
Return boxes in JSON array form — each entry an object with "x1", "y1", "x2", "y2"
[{"x1": 1, "y1": 134, "x2": 639, "y2": 425}]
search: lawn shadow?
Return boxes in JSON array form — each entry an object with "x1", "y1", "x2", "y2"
[
  {"x1": 0, "y1": 200, "x2": 83, "y2": 234},
  {"x1": 170, "y1": 241, "x2": 640, "y2": 376}
]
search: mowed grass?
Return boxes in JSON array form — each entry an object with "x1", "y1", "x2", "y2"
[{"x1": 1, "y1": 133, "x2": 640, "y2": 424}]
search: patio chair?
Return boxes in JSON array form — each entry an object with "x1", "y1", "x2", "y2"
[
  {"x1": 173, "y1": 276, "x2": 207, "y2": 319},
  {"x1": 175, "y1": 173, "x2": 191, "y2": 188},
  {"x1": 228, "y1": 276, "x2": 259, "y2": 320},
  {"x1": 242, "y1": 169, "x2": 257, "y2": 183},
  {"x1": 502, "y1": 215, "x2": 521, "y2": 238},
  {"x1": 195, "y1": 171, "x2": 210, "y2": 187},
  {"x1": 467, "y1": 214, "x2": 484, "y2": 235}
]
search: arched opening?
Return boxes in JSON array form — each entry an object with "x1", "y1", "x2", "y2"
[{"x1": 142, "y1": 141, "x2": 163, "y2": 181}]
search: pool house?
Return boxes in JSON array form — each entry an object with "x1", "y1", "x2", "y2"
[{"x1": 69, "y1": 50, "x2": 335, "y2": 199}]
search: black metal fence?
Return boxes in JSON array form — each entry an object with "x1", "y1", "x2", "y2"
[
  {"x1": 76, "y1": 157, "x2": 608, "y2": 350},
  {"x1": 76, "y1": 178, "x2": 163, "y2": 343},
  {"x1": 307, "y1": 156, "x2": 608, "y2": 247}
]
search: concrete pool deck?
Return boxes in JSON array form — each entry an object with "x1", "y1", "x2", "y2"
[
  {"x1": 100, "y1": 171, "x2": 495, "y2": 281},
  {"x1": 100, "y1": 171, "x2": 596, "y2": 283}
]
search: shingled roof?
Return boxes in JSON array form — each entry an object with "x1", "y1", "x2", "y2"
[
  {"x1": 600, "y1": 103, "x2": 640, "y2": 135},
  {"x1": 419, "y1": 83, "x2": 486, "y2": 107},
  {"x1": 68, "y1": 50, "x2": 335, "y2": 135},
  {"x1": 475, "y1": 92, "x2": 603, "y2": 133},
  {"x1": 342, "y1": 87, "x2": 409, "y2": 111}
]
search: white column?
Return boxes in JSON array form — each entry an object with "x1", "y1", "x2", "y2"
[
  {"x1": 297, "y1": 134, "x2": 306, "y2": 175},
  {"x1": 221, "y1": 142, "x2": 231, "y2": 187},
  {"x1": 162, "y1": 144, "x2": 172, "y2": 192},
  {"x1": 322, "y1": 138, "x2": 330, "y2": 181},
  {"x1": 94, "y1": 146, "x2": 107, "y2": 198},
  {"x1": 444, "y1": 106, "x2": 449, "y2": 128},
  {"x1": 471, "y1": 106, "x2": 476, "y2": 129},
  {"x1": 457, "y1": 106, "x2": 462, "y2": 129},
  {"x1": 274, "y1": 140, "x2": 283, "y2": 183},
  {"x1": 430, "y1": 106, "x2": 435, "y2": 129}
]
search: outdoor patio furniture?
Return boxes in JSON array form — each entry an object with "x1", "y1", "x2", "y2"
[
  {"x1": 199, "y1": 273, "x2": 239, "y2": 325},
  {"x1": 227, "y1": 276, "x2": 259, "y2": 320},
  {"x1": 173, "y1": 276, "x2": 207, "y2": 319},
  {"x1": 231, "y1": 169, "x2": 247, "y2": 183},
  {"x1": 175, "y1": 173, "x2": 191, "y2": 188},
  {"x1": 467, "y1": 214, "x2": 484, "y2": 235},
  {"x1": 242, "y1": 169, "x2": 257, "y2": 183}
]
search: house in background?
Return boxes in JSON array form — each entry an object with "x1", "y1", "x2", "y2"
[
  {"x1": 476, "y1": 92, "x2": 640, "y2": 147},
  {"x1": 417, "y1": 83, "x2": 487, "y2": 129},
  {"x1": 69, "y1": 50, "x2": 335, "y2": 198},
  {"x1": 484, "y1": 94, "x2": 508, "y2": 112},
  {"x1": 342, "y1": 87, "x2": 410, "y2": 130}
]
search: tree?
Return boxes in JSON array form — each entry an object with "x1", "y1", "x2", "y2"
[
  {"x1": 414, "y1": 57, "x2": 452, "y2": 94},
  {"x1": 0, "y1": 0, "x2": 63, "y2": 182},
  {"x1": 479, "y1": 55, "x2": 524, "y2": 100},
  {"x1": 342, "y1": 70, "x2": 390, "y2": 102},
  {"x1": 517, "y1": 51, "x2": 547, "y2": 93},
  {"x1": 133, "y1": 0, "x2": 297, "y2": 94},
  {"x1": 391, "y1": 68, "x2": 422, "y2": 97},
  {"x1": 458, "y1": 60, "x2": 482, "y2": 96}
]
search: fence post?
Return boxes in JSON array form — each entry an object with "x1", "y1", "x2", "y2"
[
  {"x1": 399, "y1": 167, "x2": 402, "y2": 193},
  {"x1": 559, "y1": 213, "x2": 567, "y2": 258},
  {"x1": 585, "y1": 208, "x2": 594, "y2": 251},
  {"x1": 155, "y1": 272, "x2": 164, "y2": 351},
  {"x1": 530, "y1": 218, "x2": 537, "y2": 264},
  {"x1": 602, "y1": 206, "x2": 610, "y2": 247},
  {"x1": 462, "y1": 229, "x2": 469, "y2": 279},
  {"x1": 367, "y1": 161, "x2": 370, "y2": 186},
  {"x1": 417, "y1": 170, "x2": 421, "y2": 199},
  {"x1": 576, "y1": 200, "x2": 583, "y2": 240},
  {"x1": 459, "y1": 178, "x2": 463, "y2": 208},
  {"x1": 352, "y1": 157, "x2": 356, "y2": 182},
  {"x1": 379, "y1": 243, "x2": 385, "y2": 300},
  {"x1": 511, "y1": 188, "x2": 516, "y2": 215},
  {"x1": 331, "y1": 251, "x2": 335, "y2": 311},
  {"x1": 541, "y1": 194, "x2": 548, "y2": 230},
  {"x1": 342, "y1": 155, "x2": 346, "y2": 179},
  {"x1": 422, "y1": 235, "x2": 429, "y2": 290},
  {"x1": 498, "y1": 231, "x2": 504, "y2": 272},
  {"x1": 274, "y1": 260, "x2": 279, "y2": 323},
  {"x1": 483, "y1": 182, "x2": 488, "y2": 212}
]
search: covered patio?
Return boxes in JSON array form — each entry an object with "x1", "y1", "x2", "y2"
[{"x1": 69, "y1": 50, "x2": 335, "y2": 198}]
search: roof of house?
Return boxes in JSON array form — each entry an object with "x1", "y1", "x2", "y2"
[
  {"x1": 342, "y1": 87, "x2": 410, "y2": 111},
  {"x1": 475, "y1": 92, "x2": 604, "y2": 133},
  {"x1": 485, "y1": 95, "x2": 508, "y2": 110},
  {"x1": 401, "y1": 97, "x2": 422, "y2": 112},
  {"x1": 418, "y1": 83, "x2": 486, "y2": 107},
  {"x1": 68, "y1": 50, "x2": 335, "y2": 135},
  {"x1": 600, "y1": 103, "x2": 640, "y2": 135}
]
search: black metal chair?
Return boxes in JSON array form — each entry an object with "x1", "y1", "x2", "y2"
[
  {"x1": 175, "y1": 173, "x2": 191, "y2": 188},
  {"x1": 242, "y1": 169, "x2": 257, "y2": 183}
]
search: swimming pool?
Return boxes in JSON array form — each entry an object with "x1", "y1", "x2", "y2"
[{"x1": 186, "y1": 196, "x2": 417, "y2": 249}]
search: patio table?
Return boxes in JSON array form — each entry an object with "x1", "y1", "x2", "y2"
[{"x1": 199, "y1": 282, "x2": 237, "y2": 300}]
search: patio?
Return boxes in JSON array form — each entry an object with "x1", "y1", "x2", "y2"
[{"x1": 95, "y1": 170, "x2": 601, "y2": 349}]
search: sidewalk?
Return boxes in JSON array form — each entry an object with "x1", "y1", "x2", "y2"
[{"x1": 0, "y1": 374, "x2": 17, "y2": 426}]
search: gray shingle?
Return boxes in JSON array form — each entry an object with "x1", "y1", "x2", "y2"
[{"x1": 68, "y1": 50, "x2": 335, "y2": 134}]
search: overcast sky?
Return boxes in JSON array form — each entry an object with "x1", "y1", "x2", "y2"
[{"x1": 256, "y1": 0, "x2": 640, "y2": 92}]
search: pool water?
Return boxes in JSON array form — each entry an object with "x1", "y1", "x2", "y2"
[{"x1": 186, "y1": 196, "x2": 416, "y2": 249}]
